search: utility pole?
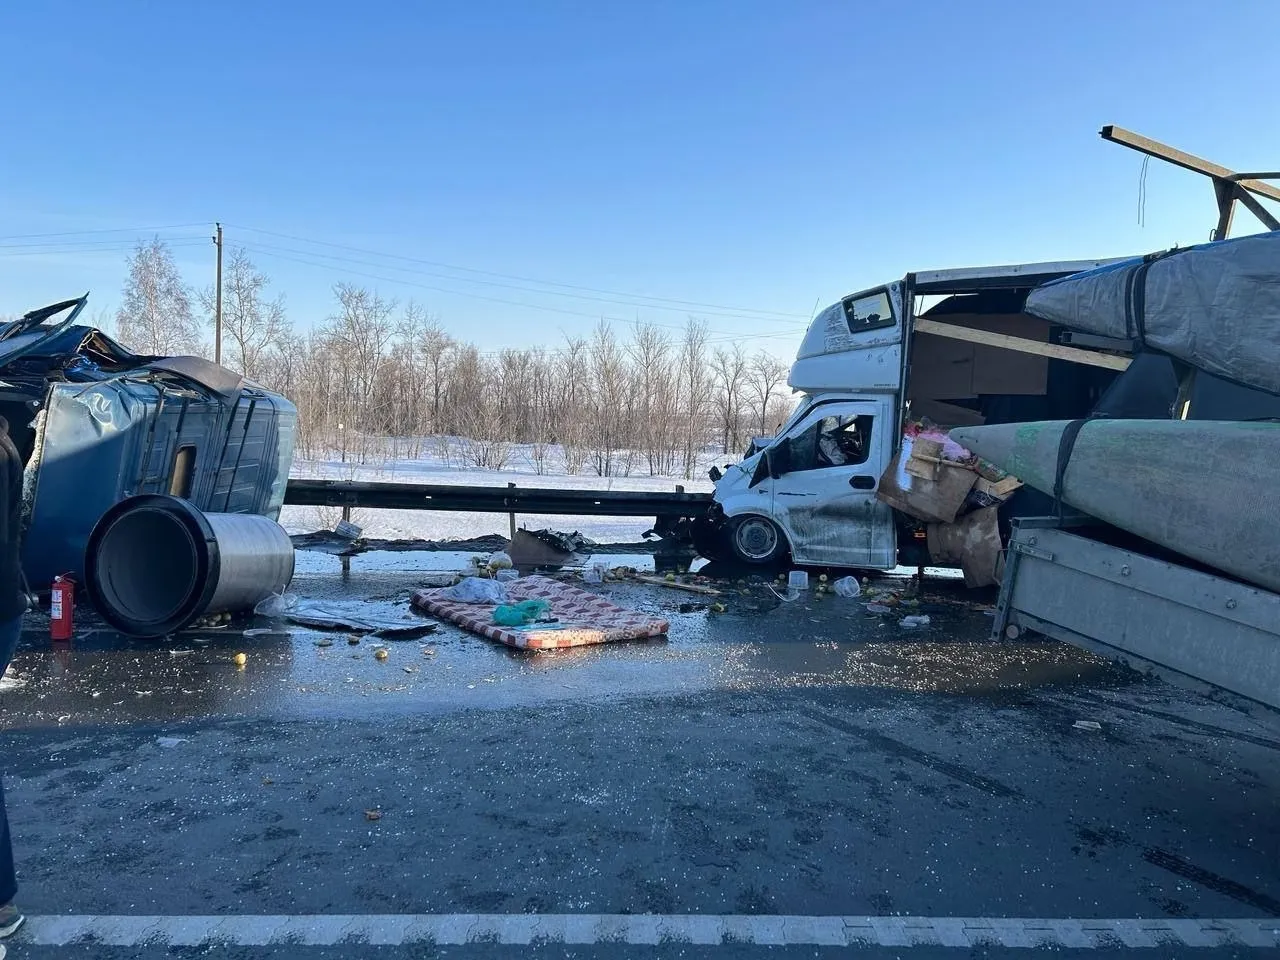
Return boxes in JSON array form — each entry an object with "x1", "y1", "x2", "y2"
[{"x1": 213, "y1": 222, "x2": 224, "y2": 365}]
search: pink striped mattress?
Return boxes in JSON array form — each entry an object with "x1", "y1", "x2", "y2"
[{"x1": 410, "y1": 575, "x2": 670, "y2": 650}]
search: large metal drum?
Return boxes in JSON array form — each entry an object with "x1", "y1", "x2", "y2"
[{"x1": 85, "y1": 494, "x2": 295, "y2": 637}]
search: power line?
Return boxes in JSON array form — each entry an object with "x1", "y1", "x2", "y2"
[
  {"x1": 228, "y1": 223, "x2": 809, "y2": 323},
  {"x1": 238, "y1": 238, "x2": 807, "y2": 326},
  {"x1": 0, "y1": 234, "x2": 209, "y2": 250},
  {"x1": 240, "y1": 241, "x2": 808, "y2": 349},
  {"x1": 0, "y1": 222, "x2": 210, "y2": 241},
  {"x1": 0, "y1": 240, "x2": 208, "y2": 258},
  {"x1": 238, "y1": 241, "x2": 751, "y2": 338}
]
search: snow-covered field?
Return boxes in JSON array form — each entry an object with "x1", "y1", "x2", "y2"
[{"x1": 281, "y1": 441, "x2": 720, "y2": 543}]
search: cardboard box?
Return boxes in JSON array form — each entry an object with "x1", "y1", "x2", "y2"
[
  {"x1": 911, "y1": 437, "x2": 944, "y2": 460},
  {"x1": 927, "y1": 506, "x2": 1002, "y2": 588},
  {"x1": 980, "y1": 475, "x2": 1023, "y2": 498},
  {"x1": 877, "y1": 453, "x2": 977, "y2": 524}
]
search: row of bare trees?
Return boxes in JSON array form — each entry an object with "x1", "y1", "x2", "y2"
[{"x1": 113, "y1": 240, "x2": 796, "y2": 478}]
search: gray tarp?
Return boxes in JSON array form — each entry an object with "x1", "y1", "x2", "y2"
[{"x1": 1024, "y1": 231, "x2": 1280, "y2": 396}]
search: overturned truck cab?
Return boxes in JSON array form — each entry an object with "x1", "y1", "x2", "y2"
[{"x1": 2, "y1": 296, "x2": 297, "y2": 591}]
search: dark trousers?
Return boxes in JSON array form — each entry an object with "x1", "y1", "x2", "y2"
[{"x1": 0, "y1": 614, "x2": 20, "y2": 905}]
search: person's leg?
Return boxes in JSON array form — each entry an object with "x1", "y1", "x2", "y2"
[
  {"x1": 0, "y1": 615, "x2": 23, "y2": 934},
  {"x1": 0, "y1": 780, "x2": 12, "y2": 907}
]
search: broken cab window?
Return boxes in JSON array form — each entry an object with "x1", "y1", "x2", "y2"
[
  {"x1": 783, "y1": 414, "x2": 873, "y2": 474},
  {"x1": 841, "y1": 291, "x2": 894, "y2": 334}
]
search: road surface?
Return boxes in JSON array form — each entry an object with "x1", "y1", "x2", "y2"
[{"x1": 2, "y1": 549, "x2": 1278, "y2": 957}]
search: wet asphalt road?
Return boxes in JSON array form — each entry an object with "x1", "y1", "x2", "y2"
[{"x1": 3, "y1": 549, "x2": 1280, "y2": 958}]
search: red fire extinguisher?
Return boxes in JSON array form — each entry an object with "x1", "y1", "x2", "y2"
[{"x1": 50, "y1": 574, "x2": 74, "y2": 641}]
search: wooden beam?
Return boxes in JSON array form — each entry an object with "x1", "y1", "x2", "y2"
[
  {"x1": 913, "y1": 319, "x2": 1133, "y2": 372},
  {"x1": 1101, "y1": 125, "x2": 1280, "y2": 203}
]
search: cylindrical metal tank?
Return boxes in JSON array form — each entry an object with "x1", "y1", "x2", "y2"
[{"x1": 84, "y1": 494, "x2": 295, "y2": 637}]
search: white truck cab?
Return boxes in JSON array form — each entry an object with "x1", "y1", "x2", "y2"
[{"x1": 697, "y1": 259, "x2": 1130, "y2": 570}]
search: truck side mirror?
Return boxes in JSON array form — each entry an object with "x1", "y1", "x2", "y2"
[
  {"x1": 749, "y1": 452, "x2": 771, "y2": 488},
  {"x1": 768, "y1": 451, "x2": 782, "y2": 479}
]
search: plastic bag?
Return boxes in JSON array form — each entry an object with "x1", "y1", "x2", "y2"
[
  {"x1": 492, "y1": 599, "x2": 551, "y2": 626},
  {"x1": 488, "y1": 551, "x2": 513, "y2": 570},
  {"x1": 439, "y1": 577, "x2": 509, "y2": 604},
  {"x1": 832, "y1": 576, "x2": 861, "y2": 598},
  {"x1": 899, "y1": 615, "x2": 931, "y2": 628},
  {"x1": 254, "y1": 593, "x2": 299, "y2": 617}
]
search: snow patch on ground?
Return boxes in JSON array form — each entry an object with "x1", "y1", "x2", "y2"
[{"x1": 282, "y1": 440, "x2": 722, "y2": 543}]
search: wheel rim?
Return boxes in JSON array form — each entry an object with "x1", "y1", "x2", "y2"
[{"x1": 735, "y1": 517, "x2": 779, "y2": 560}]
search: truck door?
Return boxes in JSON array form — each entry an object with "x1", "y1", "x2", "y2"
[{"x1": 767, "y1": 399, "x2": 896, "y2": 569}]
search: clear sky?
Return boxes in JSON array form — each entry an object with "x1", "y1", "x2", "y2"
[{"x1": 2, "y1": 0, "x2": 1277, "y2": 356}]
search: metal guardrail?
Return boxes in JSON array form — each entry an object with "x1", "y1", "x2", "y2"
[{"x1": 284, "y1": 478, "x2": 712, "y2": 518}]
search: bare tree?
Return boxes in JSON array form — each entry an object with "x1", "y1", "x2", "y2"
[
  {"x1": 676, "y1": 319, "x2": 711, "y2": 478},
  {"x1": 526, "y1": 348, "x2": 555, "y2": 474},
  {"x1": 710, "y1": 342, "x2": 749, "y2": 455},
  {"x1": 116, "y1": 237, "x2": 202, "y2": 355},
  {"x1": 587, "y1": 321, "x2": 629, "y2": 476},
  {"x1": 557, "y1": 337, "x2": 590, "y2": 474},
  {"x1": 747, "y1": 351, "x2": 790, "y2": 437},
  {"x1": 421, "y1": 321, "x2": 456, "y2": 433},
  {"x1": 326, "y1": 283, "x2": 397, "y2": 459},
  {"x1": 199, "y1": 247, "x2": 289, "y2": 379},
  {"x1": 628, "y1": 323, "x2": 677, "y2": 476}
]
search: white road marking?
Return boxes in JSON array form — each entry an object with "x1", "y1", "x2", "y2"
[{"x1": 14, "y1": 914, "x2": 1280, "y2": 948}]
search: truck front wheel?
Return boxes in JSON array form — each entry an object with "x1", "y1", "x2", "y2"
[{"x1": 727, "y1": 515, "x2": 788, "y2": 566}]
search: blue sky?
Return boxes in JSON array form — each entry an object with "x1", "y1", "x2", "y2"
[{"x1": 1, "y1": 0, "x2": 1277, "y2": 355}]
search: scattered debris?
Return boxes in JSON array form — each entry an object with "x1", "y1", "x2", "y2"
[
  {"x1": 709, "y1": 602, "x2": 727, "y2": 614},
  {"x1": 631, "y1": 574, "x2": 721, "y2": 596},
  {"x1": 156, "y1": 737, "x2": 189, "y2": 748},
  {"x1": 866, "y1": 603, "x2": 892, "y2": 614},
  {"x1": 1073, "y1": 720, "x2": 1103, "y2": 732},
  {"x1": 333, "y1": 519, "x2": 363, "y2": 540},
  {"x1": 168, "y1": 649, "x2": 195, "y2": 657},
  {"x1": 402, "y1": 666, "x2": 417, "y2": 674},
  {"x1": 899, "y1": 615, "x2": 931, "y2": 628},
  {"x1": 832, "y1": 576, "x2": 861, "y2": 598},
  {"x1": 233, "y1": 652, "x2": 247, "y2": 667},
  {"x1": 677, "y1": 602, "x2": 707, "y2": 613},
  {"x1": 374, "y1": 648, "x2": 389, "y2": 661},
  {"x1": 493, "y1": 599, "x2": 552, "y2": 626},
  {"x1": 253, "y1": 593, "x2": 298, "y2": 618},
  {"x1": 438, "y1": 577, "x2": 508, "y2": 604},
  {"x1": 314, "y1": 638, "x2": 334, "y2": 648},
  {"x1": 258, "y1": 595, "x2": 439, "y2": 639},
  {"x1": 347, "y1": 636, "x2": 361, "y2": 645},
  {"x1": 364, "y1": 808, "x2": 382, "y2": 822}
]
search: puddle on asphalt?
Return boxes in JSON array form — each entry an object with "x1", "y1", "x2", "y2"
[
  {"x1": 0, "y1": 554, "x2": 1125, "y2": 729},
  {"x1": 713, "y1": 637, "x2": 1114, "y2": 694}
]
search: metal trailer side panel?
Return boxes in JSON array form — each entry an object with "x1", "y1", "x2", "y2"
[{"x1": 995, "y1": 521, "x2": 1280, "y2": 710}]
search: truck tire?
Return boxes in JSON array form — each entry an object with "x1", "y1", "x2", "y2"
[{"x1": 727, "y1": 514, "x2": 788, "y2": 566}]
